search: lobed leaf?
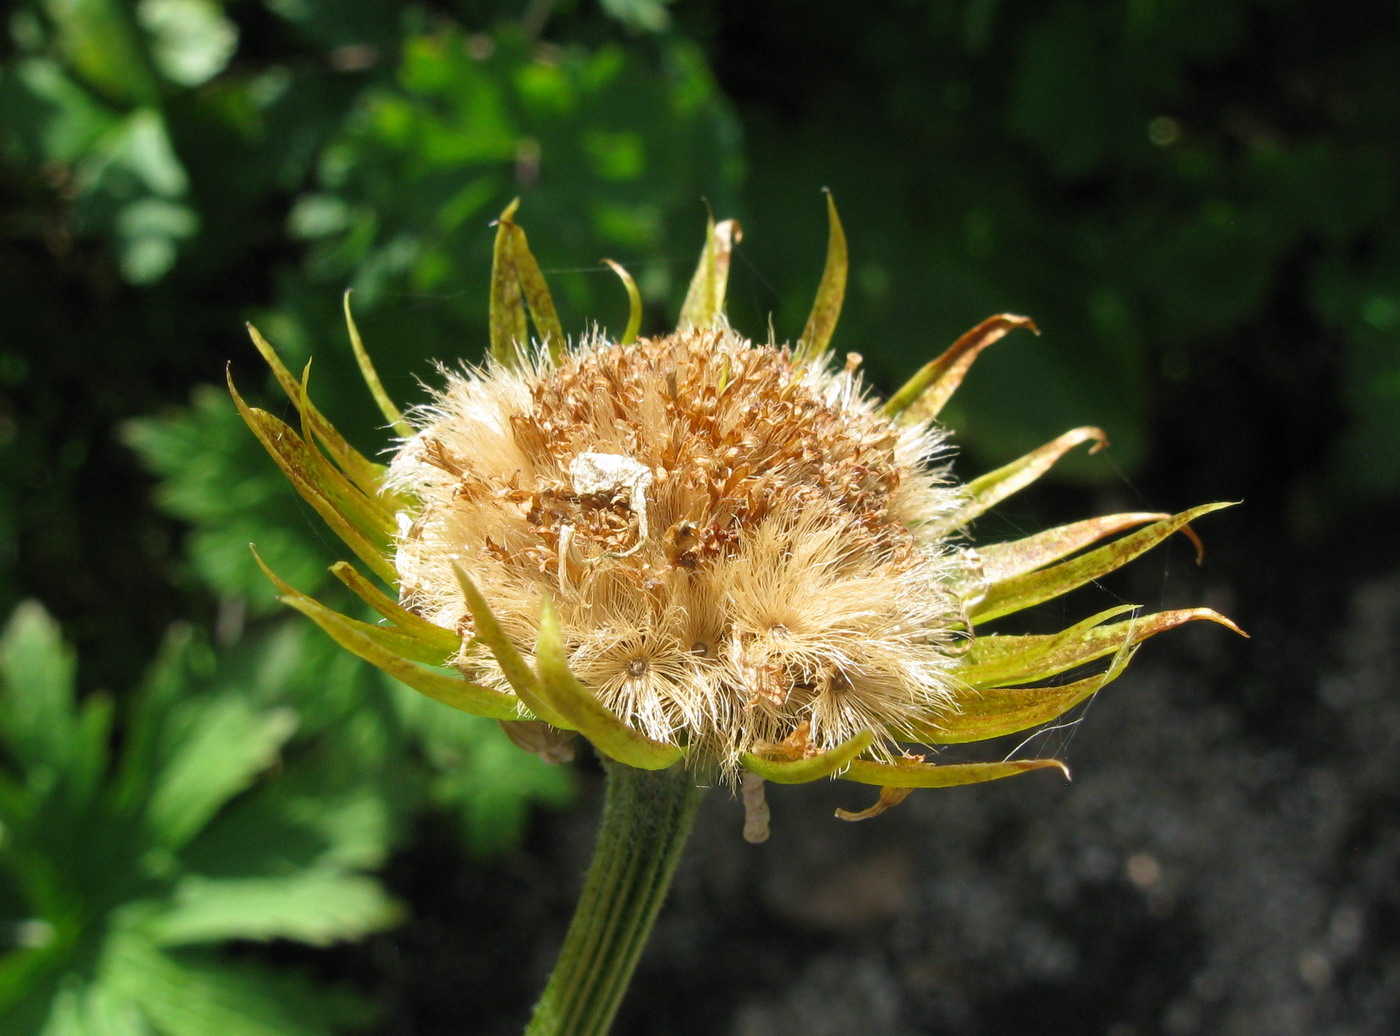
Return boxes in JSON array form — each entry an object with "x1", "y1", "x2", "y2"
[
  {"x1": 535, "y1": 599, "x2": 684, "y2": 770},
  {"x1": 148, "y1": 872, "x2": 401, "y2": 948},
  {"x1": 0, "y1": 602, "x2": 81, "y2": 775},
  {"x1": 885, "y1": 314, "x2": 1039, "y2": 422},
  {"x1": 794, "y1": 190, "x2": 848, "y2": 365},
  {"x1": 740, "y1": 730, "x2": 874, "y2": 784},
  {"x1": 970, "y1": 501, "x2": 1237, "y2": 623},
  {"x1": 145, "y1": 698, "x2": 298, "y2": 850},
  {"x1": 107, "y1": 932, "x2": 369, "y2": 1036}
]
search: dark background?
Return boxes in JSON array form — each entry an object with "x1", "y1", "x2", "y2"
[{"x1": 2, "y1": 1, "x2": 1398, "y2": 1033}]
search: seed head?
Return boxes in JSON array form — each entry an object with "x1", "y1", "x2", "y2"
[
  {"x1": 233, "y1": 196, "x2": 1244, "y2": 830},
  {"x1": 389, "y1": 326, "x2": 968, "y2": 775}
]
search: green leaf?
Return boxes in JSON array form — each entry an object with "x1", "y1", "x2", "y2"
[
  {"x1": 274, "y1": 572, "x2": 517, "y2": 720},
  {"x1": 961, "y1": 606, "x2": 1244, "y2": 691},
  {"x1": 330, "y1": 561, "x2": 462, "y2": 658},
  {"x1": 599, "y1": 0, "x2": 675, "y2": 32},
  {"x1": 0, "y1": 602, "x2": 80, "y2": 776},
  {"x1": 137, "y1": 0, "x2": 239, "y2": 89},
  {"x1": 104, "y1": 933, "x2": 369, "y2": 1036},
  {"x1": 601, "y1": 259, "x2": 642, "y2": 344},
  {"x1": 453, "y1": 564, "x2": 562, "y2": 726},
  {"x1": 243, "y1": 324, "x2": 390, "y2": 504},
  {"x1": 43, "y1": 0, "x2": 160, "y2": 107},
  {"x1": 228, "y1": 369, "x2": 399, "y2": 584},
  {"x1": 146, "y1": 872, "x2": 400, "y2": 947},
  {"x1": 9, "y1": 58, "x2": 122, "y2": 164},
  {"x1": 143, "y1": 697, "x2": 298, "y2": 850},
  {"x1": 176, "y1": 693, "x2": 407, "y2": 879},
  {"x1": 341, "y1": 291, "x2": 411, "y2": 438},
  {"x1": 488, "y1": 199, "x2": 565, "y2": 365},
  {"x1": 255, "y1": 550, "x2": 454, "y2": 668},
  {"x1": 974, "y1": 512, "x2": 1169, "y2": 584},
  {"x1": 123, "y1": 387, "x2": 335, "y2": 606},
  {"x1": 913, "y1": 644, "x2": 1139, "y2": 745}
]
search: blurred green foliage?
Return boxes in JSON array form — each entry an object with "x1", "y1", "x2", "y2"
[
  {"x1": 1, "y1": 0, "x2": 1397, "y2": 1030},
  {"x1": 0, "y1": 602, "x2": 390, "y2": 1033},
  {"x1": 0, "y1": 594, "x2": 570, "y2": 1032}
]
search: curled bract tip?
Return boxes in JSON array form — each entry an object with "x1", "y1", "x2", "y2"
[
  {"x1": 740, "y1": 730, "x2": 875, "y2": 785},
  {"x1": 601, "y1": 258, "x2": 642, "y2": 345}
]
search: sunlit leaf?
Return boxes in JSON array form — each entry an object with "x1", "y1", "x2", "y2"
[
  {"x1": 453, "y1": 564, "x2": 562, "y2": 727},
  {"x1": 489, "y1": 199, "x2": 565, "y2": 365},
  {"x1": 277, "y1": 589, "x2": 516, "y2": 721},
  {"x1": 244, "y1": 324, "x2": 388, "y2": 502},
  {"x1": 912, "y1": 644, "x2": 1139, "y2": 744},
  {"x1": 329, "y1": 561, "x2": 462, "y2": 658},
  {"x1": 144, "y1": 697, "x2": 297, "y2": 849},
  {"x1": 228, "y1": 369, "x2": 398, "y2": 584},
  {"x1": 147, "y1": 872, "x2": 401, "y2": 947},
  {"x1": 0, "y1": 602, "x2": 80, "y2": 775},
  {"x1": 602, "y1": 259, "x2": 642, "y2": 344}
]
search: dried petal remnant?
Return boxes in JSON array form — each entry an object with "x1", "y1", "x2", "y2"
[{"x1": 389, "y1": 328, "x2": 969, "y2": 773}]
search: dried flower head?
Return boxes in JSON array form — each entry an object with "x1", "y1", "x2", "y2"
[{"x1": 233, "y1": 197, "x2": 1242, "y2": 835}]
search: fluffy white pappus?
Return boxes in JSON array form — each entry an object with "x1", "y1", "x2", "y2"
[{"x1": 383, "y1": 327, "x2": 978, "y2": 776}]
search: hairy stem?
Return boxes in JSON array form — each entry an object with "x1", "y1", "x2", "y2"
[{"x1": 525, "y1": 759, "x2": 705, "y2": 1036}]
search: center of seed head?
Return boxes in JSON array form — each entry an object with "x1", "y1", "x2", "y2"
[
  {"x1": 626, "y1": 658, "x2": 649, "y2": 677},
  {"x1": 566, "y1": 451, "x2": 654, "y2": 557}
]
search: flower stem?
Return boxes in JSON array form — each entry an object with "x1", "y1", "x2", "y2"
[{"x1": 525, "y1": 759, "x2": 705, "y2": 1036}]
